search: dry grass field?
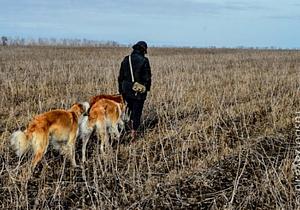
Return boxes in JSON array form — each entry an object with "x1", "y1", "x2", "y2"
[{"x1": 0, "y1": 45, "x2": 299, "y2": 209}]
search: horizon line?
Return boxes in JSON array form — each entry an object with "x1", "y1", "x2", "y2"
[{"x1": 1, "y1": 35, "x2": 299, "y2": 50}]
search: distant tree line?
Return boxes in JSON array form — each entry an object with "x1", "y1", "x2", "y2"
[
  {"x1": 0, "y1": 36, "x2": 123, "y2": 47},
  {"x1": 1, "y1": 36, "x2": 295, "y2": 50}
]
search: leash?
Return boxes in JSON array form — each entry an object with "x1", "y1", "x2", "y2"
[
  {"x1": 129, "y1": 55, "x2": 135, "y2": 83},
  {"x1": 129, "y1": 55, "x2": 137, "y2": 96}
]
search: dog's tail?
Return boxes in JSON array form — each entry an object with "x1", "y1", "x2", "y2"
[{"x1": 10, "y1": 130, "x2": 31, "y2": 157}]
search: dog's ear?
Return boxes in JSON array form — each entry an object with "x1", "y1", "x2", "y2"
[{"x1": 70, "y1": 103, "x2": 76, "y2": 109}]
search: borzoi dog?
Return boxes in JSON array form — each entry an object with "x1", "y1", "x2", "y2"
[
  {"x1": 80, "y1": 95, "x2": 126, "y2": 162},
  {"x1": 10, "y1": 102, "x2": 89, "y2": 170}
]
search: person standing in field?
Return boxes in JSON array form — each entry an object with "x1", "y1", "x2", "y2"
[{"x1": 118, "y1": 41, "x2": 152, "y2": 140}]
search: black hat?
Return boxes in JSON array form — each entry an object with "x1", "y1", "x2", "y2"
[{"x1": 132, "y1": 41, "x2": 148, "y2": 53}]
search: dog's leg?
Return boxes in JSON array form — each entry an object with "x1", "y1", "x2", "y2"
[
  {"x1": 80, "y1": 116, "x2": 94, "y2": 163},
  {"x1": 111, "y1": 123, "x2": 121, "y2": 139},
  {"x1": 118, "y1": 120, "x2": 125, "y2": 133},
  {"x1": 97, "y1": 123, "x2": 108, "y2": 153},
  {"x1": 67, "y1": 129, "x2": 78, "y2": 167},
  {"x1": 82, "y1": 132, "x2": 92, "y2": 163},
  {"x1": 31, "y1": 131, "x2": 48, "y2": 170}
]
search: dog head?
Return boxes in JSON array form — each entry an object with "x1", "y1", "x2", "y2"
[
  {"x1": 117, "y1": 96, "x2": 129, "y2": 122},
  {"x1": 118, "y1": 95, "x2": 126, "y2": 112},
  {"x1": 70, "y1": 102, "x2": 90, "y2": 116}
]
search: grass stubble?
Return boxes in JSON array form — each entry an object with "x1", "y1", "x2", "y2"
[{"x1": 0, "y1": 46, "x2": 299, "y2": 209}]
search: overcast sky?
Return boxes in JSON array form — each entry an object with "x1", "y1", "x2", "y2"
[{"x1": 1, "y1": 0, "x2": 299, "y2": 48}]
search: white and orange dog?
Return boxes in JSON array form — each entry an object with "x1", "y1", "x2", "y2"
[
  {"x1": 10, "y1": 102, "x2": 89, "y2": 170},
  {"x1": 80, "y1": 94, "x2": 126, "y2": 162}
]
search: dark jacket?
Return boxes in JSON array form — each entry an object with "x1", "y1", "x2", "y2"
[{"x1": 118, "y1": 49, "x2": 152, "y2": 100}]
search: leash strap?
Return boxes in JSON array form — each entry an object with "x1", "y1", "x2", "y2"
[{"x1": 129, "y1": 55, "x2": 135, "y2": 83}]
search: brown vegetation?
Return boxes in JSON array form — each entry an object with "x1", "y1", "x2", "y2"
[{"x1": 0, "y1": 46, "x2": 299, "y2": 209}]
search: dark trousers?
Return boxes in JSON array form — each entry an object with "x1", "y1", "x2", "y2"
[{"x1": 124, "y1": 96, "x2": 145, "y2": 130}]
